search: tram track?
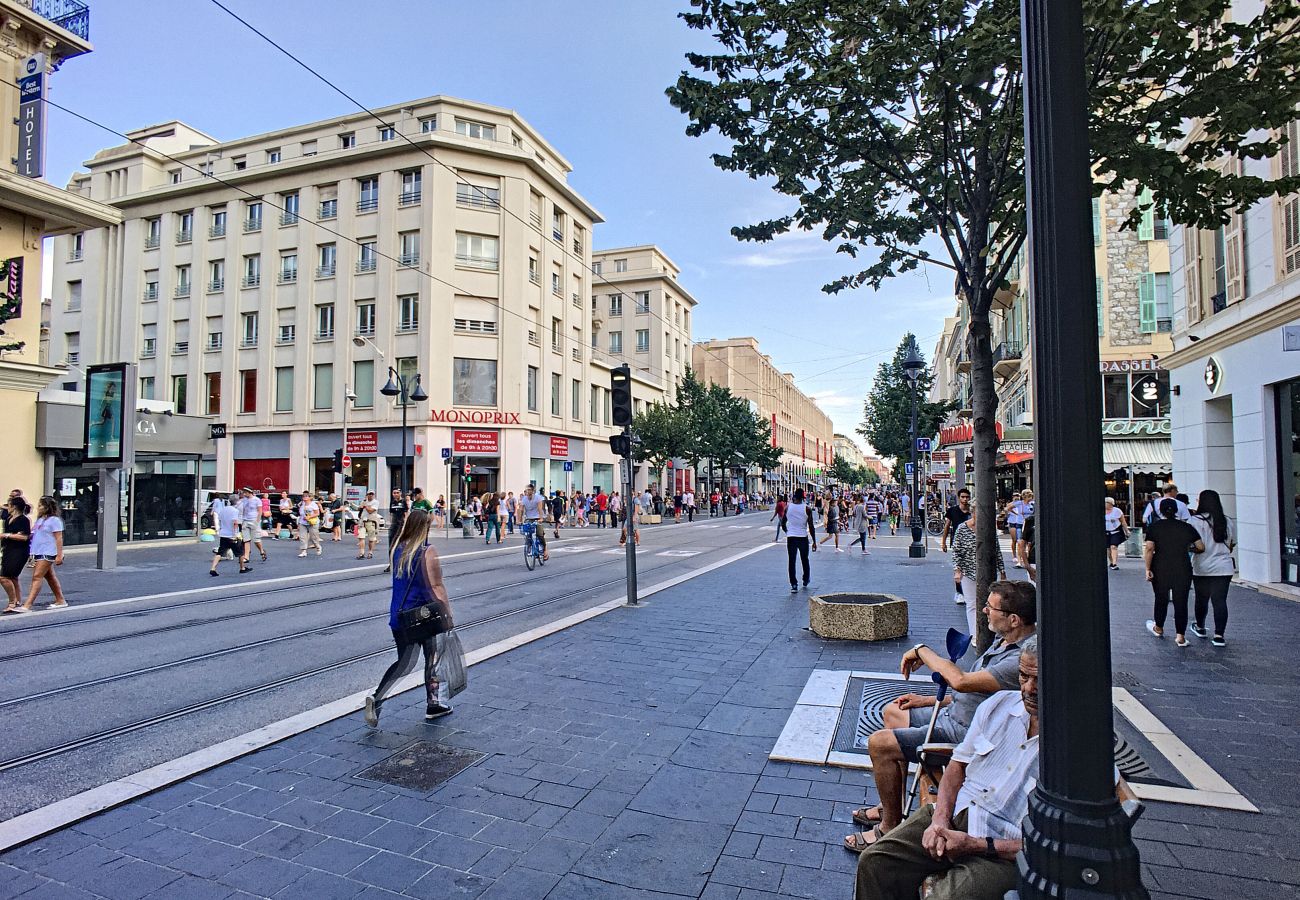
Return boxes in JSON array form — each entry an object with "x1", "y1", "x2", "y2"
[{"x1": 0, "y1": 534, "x2": 761, "y2": 774}]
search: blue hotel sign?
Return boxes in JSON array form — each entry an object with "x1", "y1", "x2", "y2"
[{"x1": 17, "y1": 54, "x2": 47, "y2": 179}]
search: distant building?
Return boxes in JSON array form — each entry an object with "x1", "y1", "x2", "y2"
[
  {"x1": 692, "y1": 337, "x2": 834, "y2": 491},
  {"x1": 833, "y1": 433, "x2": 866, "y2": 469}
]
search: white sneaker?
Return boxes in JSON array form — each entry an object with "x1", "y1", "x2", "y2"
[
  {"x1": 954, "y1": 594, "x2": 965, "y2": 605},
  {"x1": 1012, "y1": 561, "x2": 1023, "y2": 569},
  {"x1": 298, "y1": 551, "x2": 307, "y2": 558}
]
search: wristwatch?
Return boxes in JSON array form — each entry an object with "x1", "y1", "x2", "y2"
[
  {"x1": 909, "y1": 643, "x2": 928, "y2": 657},
  {"x1": 984, "y1": 837, "x2": 998, "y2": 859}
]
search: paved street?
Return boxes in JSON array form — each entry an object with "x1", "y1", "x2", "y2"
[{"x1": 2, "y1": 530, "x2": 1296, "y2": 899}]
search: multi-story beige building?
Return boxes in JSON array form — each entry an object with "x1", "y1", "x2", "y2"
[
  {"x1": 50, "y1": 95, "x2": 665, "y2": 507},
  {"x1": 934, "y1": 184, "x2": 1173, "y2": 518},
  {"x1": 1164, "y1": 103, "x2": 1300, "y2": 591},
  {"x1": 0, "y1": 2, "x2": 119, "y2": 495},
  {"x1": 692, "y1": 336, "x2": 834, "y2": 488},
  {"x1": 832, "y1": 433, "x2": 866, "y2": 469}
]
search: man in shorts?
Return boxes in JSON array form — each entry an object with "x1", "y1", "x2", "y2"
[
  {"x1": 210, "y1": 498, "x2": 244, "y2": 577},
  {"x1": 843, "y1": 580, "x2": 1036, "y2": 853},
  {"x1": 517, "y1": 484, "x2": 550, "y2": 560},
  {"x1": 237, "y1": 487, "x2": 266, "y2": 569}
]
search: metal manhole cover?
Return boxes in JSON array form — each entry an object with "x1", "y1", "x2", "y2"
[{"x1": 356, "y1": 741, "x2": 485, "y2": 792}]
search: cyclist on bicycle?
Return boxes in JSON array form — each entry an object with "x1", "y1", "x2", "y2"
[{"x1": 516, "y1": 484, "x2": 549, "y2": 561}]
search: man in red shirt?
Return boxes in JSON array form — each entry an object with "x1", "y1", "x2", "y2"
[{"x1": 595, "y1": 489, "x2": 609, "y2": 528}]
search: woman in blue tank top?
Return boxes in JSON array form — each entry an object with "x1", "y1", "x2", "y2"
[{"x1": 365, "y1": 508, "x2": 454, "y2": 727}]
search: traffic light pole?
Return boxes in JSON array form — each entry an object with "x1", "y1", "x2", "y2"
[{"x1": 622, "y1": 426, "x2": 638, "y2": 606}]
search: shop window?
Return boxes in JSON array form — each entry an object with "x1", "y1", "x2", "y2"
[{"x1": 452, "y1": 358, "x2": 497, "y2": 407}]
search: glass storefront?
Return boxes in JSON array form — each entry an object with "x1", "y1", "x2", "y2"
[
  {"x1": 1278, "y1": 377, "x2": 1300, "y2": 585},
  {"x1": 592, "y1": 463, "x2": 616, "y2": 494},
  {"x1": 52, "y1": 451, "x2": 201, "y2": 545}
]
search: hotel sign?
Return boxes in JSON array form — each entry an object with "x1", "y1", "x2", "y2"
[
  {"x1": 16, "y1": 54, "x2": 46, "y2": 179},
  {"x1": 430, "y1": 409, "x2": 521, "y2": 425}
]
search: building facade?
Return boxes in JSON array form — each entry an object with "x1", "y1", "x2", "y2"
[
  {"x1": 1164, "y1": 106, "x2": 1300, "y2": 590},
  {"x1": 50, "y1": 96, "x2": 668, "y2": 507},
  {"x1": 0, "y1": 1, "x2": 119, "y2": 496},
  {"x1": 934, "y1": 184, "x2": 1174, "y2": 521},
  {"x1": 832, "y1": 433, "x2": 866, "y2": 469},
  {"x1": 692, "y1": 337, "x2": 834, "y2": 490}
]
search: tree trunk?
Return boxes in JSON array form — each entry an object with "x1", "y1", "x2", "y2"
[{"x1": 968, "y1": 307, "x2": 1001, "y2": 653}]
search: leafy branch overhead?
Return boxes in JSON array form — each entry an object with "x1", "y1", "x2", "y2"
[{"x1": 860, "y1": 334, "x2": 953, "y2": 466}]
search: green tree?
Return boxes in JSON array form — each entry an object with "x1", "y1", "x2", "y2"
[
  {"x1": 668, "y1": 0, "x2": 1300, "y2": 648},
  {"x1": 860, "y1": 334, "x2": 952, "y2": 467},
  {"x1": 632, "y1": 401, "x2": 686, "y2": 488},
  {"x1": 829, "y1": 455, "x2": 859, "y2": 487}
]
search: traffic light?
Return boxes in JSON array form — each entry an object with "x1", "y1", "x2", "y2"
[
  {"x1": 332, "y1": 448, "x2": 344, "y2": 474},
  {"x1": 610, "y1": 364, "x2": 633, "y2": 427},
  {"x1": 609, "y1": 434, "x2": 631, "y2": 457}
]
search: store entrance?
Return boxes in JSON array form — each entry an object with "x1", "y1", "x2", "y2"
[{"x1": 1279, "y1": 378, "x2": 1300, "y2": 585}]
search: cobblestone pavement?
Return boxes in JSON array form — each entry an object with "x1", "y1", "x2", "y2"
[{"x1": 2, "y1": 535, "x2": 1296, "y2": 899}]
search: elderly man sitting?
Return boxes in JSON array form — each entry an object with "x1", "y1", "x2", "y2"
[
  {"x1": 845, "y1": 580, "x2": 1037, "y2": 852},
  {"x1": 855, "y1": 636, "x2": 1040, "y2": 900}
]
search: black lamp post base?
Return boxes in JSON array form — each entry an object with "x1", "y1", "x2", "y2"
[
  {"x1": 908, "y1": 525, "x2": 926, "y2": 558},
  {"x1": 1019, "y1": 788, "x2": 1149, "y2": 899}
]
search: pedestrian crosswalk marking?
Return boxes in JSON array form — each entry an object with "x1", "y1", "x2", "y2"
[
  {"x1": 726, "y1": 525, "x2": 754, "y2": 529},
  {"x1": 657, "y1": 550, "x2": 701, "y2": 557},
  {"x1": 550, "y1": 546, "x2": 594, "y2": 554}
]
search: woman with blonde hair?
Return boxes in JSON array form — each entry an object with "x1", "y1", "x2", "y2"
[{"x1": 365, "y1": 508, "x2": 454, "y2": 726}]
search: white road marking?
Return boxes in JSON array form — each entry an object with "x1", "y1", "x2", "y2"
[{"x1": 657, "y1": 550, "x2": 701, "y2": 557}]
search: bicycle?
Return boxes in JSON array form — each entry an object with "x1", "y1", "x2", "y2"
[
  {"x1": 520, "y1": 522, "x2": 545, "y2": 570},
  {"x1": 926, "y1": 513, "x2": 946, "y2": 536}
]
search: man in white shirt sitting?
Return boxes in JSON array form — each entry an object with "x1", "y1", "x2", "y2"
[{"x1": 855, "y1": 636, "x2": 1040, "y2": 900}]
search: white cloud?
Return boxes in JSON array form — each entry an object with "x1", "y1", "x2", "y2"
[{"x1": 725, "y1": 229, "x2": 838, "y2": 269}]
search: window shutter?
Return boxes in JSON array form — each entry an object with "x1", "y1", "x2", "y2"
[
  {"x1": 1092, "y1": 198, "x2": 1102, "y2": 246},
  {"x1": 1183, "y1": 226, "x2": 1202, "y2": 325},
  {"x1": 1096, "y1": 277, "x2": 1104, "y2": 336},
  {"x1": 1138, "y1": 273, "x2": 1157, "y2": 333},
  {"x1": 1137, "y1": 188, "x2": 1155, "y2": 242}
]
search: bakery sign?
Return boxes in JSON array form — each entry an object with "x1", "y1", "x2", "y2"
[
  {"x1": 430, "y1": 409, "x2": 521, "y2": 425},
  {"x1": 453, "y1": 429, "x2": 499, "y2": 454}
]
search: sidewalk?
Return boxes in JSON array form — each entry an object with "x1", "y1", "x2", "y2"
[{"x1": 2, "y1": 538, "x2": 1297, "y2": 899}]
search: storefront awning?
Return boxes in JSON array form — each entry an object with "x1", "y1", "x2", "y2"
[{"x1": 1103, "y1": 438, "x2": 1171, "y2": 474}]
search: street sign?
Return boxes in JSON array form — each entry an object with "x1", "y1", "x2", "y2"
[
  {"x1": 463, "y1": 462, "x2": 471, "y2": 476},
  {"x1": 915, "y1": 437, "x2": 932, "y2": 453},
  {"x1": 17, "y1": 54, "x2": 46, "y2": 179},
  {"x1": 440, "y1": 447, "x2": 451, "y2": 460},
  {"x1": 930, "y1": 451, "x2": 953, "y2": 478},
  {"x1": 341, "y1": 455, "x2": 352, "y2": 469},
  {"x1": 905, "y1": 462, "x2": 915, "y2": 476},
  {"x1": 563, "y1": 460, "x2": 573, "y2": 472}
]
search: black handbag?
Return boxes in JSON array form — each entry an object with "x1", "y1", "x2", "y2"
[{"x1": 395, "y1": 548, "x2": 452, "y2": 641}]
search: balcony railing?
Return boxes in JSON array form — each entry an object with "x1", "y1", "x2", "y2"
[
  {"x1": 277, "y1": 270, "x2": 298, "y2": 284},
  {"x1": 529, "y1": 210, "x2": 542, "y2": 228},
  {"x1": 571, "y1": 347, "x2": 582, "y2": 362},
  {"x1": 398, "y1": 190, "x2": 422, "y2": 207},
  {"x1": 172, "y1": 341, "x2": 189, "y2": 355},
  {"x1": 68, "y1": 249, "x2": 83, "y2": 262},
  {"x1": 176, "y1": 229, "x2": 192, "y2": 244},
  {"x1": 240, "y1": 336, "x2": 257, "y2": 348},
  {"x1": 318, "y1": 200, "x2": 337, "y2": 220},
  {"x1": 991, "y1": 340, "x2": 1023, "y2": 368},
  {"x1": 316, "y1": 264, "x2": 336, "y2": 279},
  {"x1": 528, "y1": 271, "x2": 540, "y2": 285},
  {"x1": 1210, "y1": 291, "x2": 1228, "y2": 314},
  {"x1": 174, "y1": 284, "x2": 191, "y2": 298},
  {"x1": 241, "y1": 274, "x2": 261, "y2": 288},
  {"x1": 206, "y1": 335, "x2": 223, "y2": 351},
  {"x1": 355, "y1": 325, "x2": 376, "y2": 338},
  {"x1": 572, "y1": 293, "x2": 582, "y2": 309},
  {"x1": 280, "y1": 212, "x2": 300, "y2": 226},
  {"x1": 356, "y1": 258, "x2": 377, "y2": 273},
  {"x1": 243, "y1": 218, "x2": 262, "y2": 233},
  {"x1": 315, "y1": 329, "x2": 334, "y2": 341},
  {"x1": 209, "y1": 223, "x2": 226, "y2": 238},
  {"x1": 207, "y1": 279, "x2": 224, "y2": 293},
  {"x1": 398, "y1": 253, "x2": 420, "y2": 268},
  {"x1": 528, "y1": 330, "x2": 540, "y2": 347},
  {"x1": 456, "y1": 254, "x2": 499, "y2": 271},
  {"x1": 356, "y1": 197, "x2": 379, "y2": 213},
  {"x1": 143, "y1": 235, "x2": 160, "y2": 250},
  {"x1": 26, "y1": 0, "x2": 90, "y2": 41},
  {"x1": 142, "y1": 286, "x2": 159, "y2": 301},
  {"x1": 140, "y1": 342, "x2": 156, "y2": 359}
]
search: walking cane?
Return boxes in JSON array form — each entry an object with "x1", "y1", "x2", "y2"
[{"x1": 902, "y1": 627, "x2": 972, "y2": 817}]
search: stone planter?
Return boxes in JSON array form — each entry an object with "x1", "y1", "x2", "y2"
[{"x1": 809, "y1": 592, "x2": 908, "y2": 642}]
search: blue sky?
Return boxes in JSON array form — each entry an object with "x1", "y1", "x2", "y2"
[{"x1": 41, "y1": 0, "x2": 955, "y2": 445}]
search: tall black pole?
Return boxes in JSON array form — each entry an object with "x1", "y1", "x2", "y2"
[
  {"x1": 398, "y1": 374, "x2": 408, "y2": 502},
  {"x1": 908, "y1": 378, "x2": 924, "y2": 557},
  {"x1": 1019, "y1": 0, "x2": 1147, "y2": 896}
]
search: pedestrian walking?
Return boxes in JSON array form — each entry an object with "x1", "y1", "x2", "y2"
[
  {"x1": 1015, "y1": 489, "x2": 1035, "y2": 568},
  {"x1": 1189, "y1": 489, "x2": 1236, "y2": 646},
  {"x1": 1003, "y1": 491, "x2": 1025, "y2": 568},
  {"x1": 1, "y1": 496, "x2": 31, "y2": 612},
  {"x1": 237, "y1": 487, "x2": 267, "y2": 568},
  {"x1": 411, "y1": 488, "x2": 433, "y2": 512},
  {"x1": 847, "y1": 493, "x2": 870, "y2": 555},
  {"x1": 951, "y1": 501, "x2": 1005, "y2": 636},
  {"x1": 22, "y1": 497, "x2": 66, "y2": 610},
  {"x1": 771, "y1": 493, "x2": 788, "y2": 542},
  {"x1": 484, "y1": 492, "x2": 502, "y2": 544},
  {"x1": 365, "y1": 508, "x2": 455, "y2": 726},
  {"x1": 551, "y1": 490, "x2": 567, "y2": 538},
  {"x1": 941, "y1": 488, "x2": 972, "y2": 604},
  {"x1": 209, "y1": 497, "x2": 244, "y2": 577},
  {"x1": 818, "y1": 489, "x2": 843, "y2": 551},
  {"x1": 356, "y1": 491, "x2": 380, "y2": 558},
  {"x1": 1104, "y1": 496, "x2": 1129, "y2": 570},
  {"x1": 298, "y1": 491, "x2": 323, "y2": 557},
  {"x1": 783, "y1": 488, "x2": 817, "y2": 592},
  {"x1": 1144, "y1": 498, "x2": 1204, "y2": 647}
]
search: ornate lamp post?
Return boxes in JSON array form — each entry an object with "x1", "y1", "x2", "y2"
[
  {"x1": 1019, "y1": 0, "x2": 1147, "y2": 896},
  {"x1": 902, "y1": 344, "x2": 926, "y2": 558},
  {"x1": 379, "y1": 367, "x2": 427, "y2": 503}
]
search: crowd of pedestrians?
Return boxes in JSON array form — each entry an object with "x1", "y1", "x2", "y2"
[{"x1": 0, "y1": 490, "x2": 66, "y2": 613}]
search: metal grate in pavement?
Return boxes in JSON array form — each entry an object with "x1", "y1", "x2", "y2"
[{"x1": 356, "y1": 741, "x2": 485, "y2": 792}]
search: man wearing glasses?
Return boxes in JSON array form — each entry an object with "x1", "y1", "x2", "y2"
[{"x1": 844, "y1": 580, "x2": 1037, "y2": 854}]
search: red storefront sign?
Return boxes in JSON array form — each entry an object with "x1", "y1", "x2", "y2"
[
  {"x1": 549, "y1": 436, "x2": 569, "y2": 458},
  {"x1": 939, "y1": 421, "x2": 1004, "y2": 447},
  {"x1": 345, "y1": 431, "x2": 378, "y2": 454},
  {"x1": 453, "y1": 429, "x2": 499, "y2": 453},
  {"x1": 771, "y1": 413, "x2": 777, "y2": 447},
  {"x1": 430, "y1": 409, "x2": 521, "y2": 425}
]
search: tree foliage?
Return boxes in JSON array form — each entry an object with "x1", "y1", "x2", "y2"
[
  {"x1": 829, "y1": 456, "x2": 879, "y2": 489},
  {"x1": 860, "y1": 334, "x2": 953, "y2": 468},
  {"x1": 667, "y1": 0, "x2": 1300, "y2": 649}
]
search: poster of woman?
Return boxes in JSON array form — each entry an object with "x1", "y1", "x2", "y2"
[{"x1": 85, "y1": 365, "x2": 125, "y2": 462}]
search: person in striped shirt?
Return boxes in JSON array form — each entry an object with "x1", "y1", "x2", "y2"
[{"x1": 855, "y1": 636, "x2": 1040, "y2": 900}]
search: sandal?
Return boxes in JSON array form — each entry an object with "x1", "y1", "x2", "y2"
[
  {"x1": 843, "y1": 825, "x2": 888, "y2": 854},
  {"x1": 356, "y1": 554, "x2": 366, "y2": 559},
  {"x1": 851, "y1": 805, "x2": 883, "y2": 827}
]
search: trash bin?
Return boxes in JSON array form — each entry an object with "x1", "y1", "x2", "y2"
[{"x1": 1124, "y1": 526, "x2": 1143, "y2": 558}]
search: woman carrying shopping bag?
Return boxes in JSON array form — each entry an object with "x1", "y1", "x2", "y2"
[{"x1": 365, "y1": 508, "x2": 464, "y2": 726}]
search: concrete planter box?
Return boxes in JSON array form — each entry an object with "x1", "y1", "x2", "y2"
[
  {"x1": 809, "y1": 592, "x2": 908, "y2": 642},
  {"x1": 642, "y1": 514, "x2": 662, "y2": 524}
]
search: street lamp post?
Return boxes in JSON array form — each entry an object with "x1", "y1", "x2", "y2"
[
  {"x1": 1019, "y1": 0, "x2": 1147, "y2": 896},
  {"x1": 902, "y1": 345, "x2": 926, "y2": 558},
  {"x1": 379, "y1": 367, "x2": 428, "y2": 504}
]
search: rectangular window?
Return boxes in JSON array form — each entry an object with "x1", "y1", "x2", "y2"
[
  {"x1": 317, "y1": 243, "x2": 336, "y2": 277},
  {"x1": 398, "y1": 294, "x2": 419, "y2": 332},
  {"x1": 527, "y1": 366, "x2": 538, "y2": 411},
  {"x1": 172, "y1": 374, "x2": 188, "y2": 415},
  {"x1": 145, "y1": 217, "x2": 161, "y2": 248},
  {"x1": 1153, "y1": 272, "x2": 1173, "y2": 332},
  {"x1": 419, "y1": 116, "x2": 436, "y2": 133},
  {"x1": 319, "y1": 197, "x2": 338, "y2": 219},
  {"x1": 170, "y1": 170, "x2": 182, "y2": 184},
  {"x1": 614, "y1": 258, "x2": 628, "y2": 273},
  {"x1": 552, "y1": 208, "x2": 565, "y2": 242},
  {"x1": 64, "y1": 280, "x2": 82, "y2": 311},
  {"x1": 636, "y1": 329, "x2": 650, "y2": 352},
  {"x1": 603, "y1": 388, "x2": 611, "y2": 426},
  {"x1": 279, "y1": 254, "x2": 298, "y2": 283},
  {"x1": 399, "y1": 231, "x2": 420, "y2": 267},
  {"x1": 609, "y1": 294, "x2": 623, "y2": 316},
  {"x1": 274, "y1": 367, "x2": 293, "y2": 412},
  {"x1": 267, "y1": 148, "x2": 281, "y2": 164},
  {"x1": 379, "y1": 126, "x2": 395, "y2": 142},
  {"x1": 455, "y1": 232, "x2": 500, "y2": 269},
  {"x1": 301, "y1": 140, "x2": 316, "y2": 157},
  {"x1": 205, "y1": 372, "x2": 221, "y2": 415},
  {"x1": 353, "y1": 360, "x2": 374, "y2": 408},
  {"x1": 139, "y1": 376, "x2": 155, "y2": 401},
  {"x1": 455, "y1": 118, "x2": 497, "y2": 141},
  {"x1": 609, "y1": 331, "x2": 623, "y2": 353},
  {"x1": 551, "y1": 316, "x2": 562, "y2": 351},
  {"x1": 206, "y1": 318, "x2": 222, "y2": 350},
  {"x1": 400, "y1": 169, "x2": 422, "y2": 205},
  {"x1": 316, "y1": 304, "x2": 335, "y2": 340},
  {"x1": 232, "y1": 157, "x2": 246, "y2": 171},
  {"x1": 356, "y1": 302, "x2": 376, "y2": 336},
  {"x1": 551, "y1": 372, "x2": 561, "y2": 416},
  {"x1": 357, "y1": 240, "x2": 377, "y2": 272},
  {"x1": 141, "y1": 323, "x2": 156, "y2": 357},
  {"x1": 280, "y1": 191, "x2": 300, "y2": 225},
  {"x1": 552, "y1": 272, "x2": 561, "y2": 296},
  {"x1": 635, "y1": 292, "x2": 650, "y2": 313},
  {"x1": 394, "y1": 357, "x2": 419, "y2": 406},
  {"x1": 1092, "y1": 198, "x2": 1101, "y2": 246},
  {"x1": 592, "y1": 261, "x2": 603, "y2": 275},
  {"x1": 1138, "y1": 273, "x2": 1157, "y2": 334},
  {"x1": 313, "y1": 364, "x2": 333, "y2": 410},
  {"x1": 452, "y1": 358, "x2": 498, "y2": 407},
  {"x1": 590, "y1": 384, "x2": 599, "y2": 423},
  {"x1": 241, "y1": 312, "x2": 258, "y2": 346},
  {"x1": 245, "y1": 201, "x2": 262, "y2": 231},
  {"x1": 340, "y1": 132, "x2": 356, "y2": 149},
  {"x1": 456, "y1": 182, "x2": 500, "y2": 208},
  {"x1": 175, "y1": 265, "x2": 191, "y2": 298},
  {"x1": 240, "y1": 369, "x2": 257, "y2": 413},
  {"x1": 243, "y1": 254, "x2": 261, "y2": 287},
  {"x1": 176, "y1": 210, "x2": 193, "y2": 243},
  {"x1": 277, "y1": 324, "x2": 296, "y2": 345},
  {"x1": 208, "y1": 260, "x2": 224, "y2": 292},
  {"x1": 572, "y1": 379, "x2": 581, "y2": 421},
  {"x1": 144, "y1": 270, "x2": 159, "y2": 301},
  {"x1": 1102, "y1": 373, "x2": 1129, "y2": 419},
  {"x1": 357, "y1": 176, "x2": 380, "y2": 212}
]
